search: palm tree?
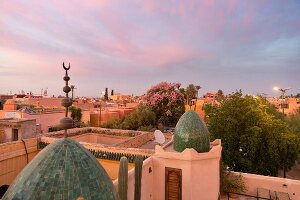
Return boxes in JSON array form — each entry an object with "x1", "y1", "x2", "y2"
[{"x1": 194, "y1": 85, "x2": 201, "y2": 111}]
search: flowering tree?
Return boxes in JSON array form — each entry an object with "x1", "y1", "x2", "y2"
[{"x1": 144, "y1": 82, "x2": 185, "y2": 126}]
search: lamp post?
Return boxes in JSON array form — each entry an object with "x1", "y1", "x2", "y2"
[
  {"x1": 70, "y1": 85, "x2": 77, "y2": 99},
  {"x1": 273, "y1": 86, "x2": 291, "y2": 178},
  {"x1": 273, "y1": 87, "x2": 291, "y2": 116},
  {"x1": 99, "y1": 102, "x2": 102, "y2": 127}
]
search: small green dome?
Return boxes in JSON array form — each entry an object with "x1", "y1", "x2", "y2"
[
  {"x1": 174, "y1": 110, "x2": 210, "y2": 153},
  {"x1": 3, "y1": 139, "x2": 119, "y2": 200}
]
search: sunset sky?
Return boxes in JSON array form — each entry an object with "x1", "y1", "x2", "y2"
[{"x1": 0, "y1": 0, "x2": 299, "y2": 97}]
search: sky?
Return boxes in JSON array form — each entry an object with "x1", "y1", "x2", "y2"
[{"x1": 0, "y1": 0, "x2": 299, "y2": 97}]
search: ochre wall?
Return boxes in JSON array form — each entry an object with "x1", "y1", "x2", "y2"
[
  {"x1": 0, "y1": 138, "x2": 37, "y2": 185},
  {"x1": 185, "y1": 99, "x2": 206, "y2": 119}
]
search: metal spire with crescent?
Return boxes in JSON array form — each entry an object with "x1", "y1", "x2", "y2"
[{"x1": 60, "y1": 62, "x2": 73, "y2": 138}]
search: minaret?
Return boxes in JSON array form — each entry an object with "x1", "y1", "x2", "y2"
[{"x1": 60, "y1": 62, "x2": 73, "y2": 138}]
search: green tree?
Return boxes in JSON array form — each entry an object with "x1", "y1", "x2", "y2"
[
  {"x1": 285, "y1": 113, "x2": 300, "y2": 136},
  {"x1": 101, "y1": 117, "x2": 122, "y2": 129},
  {"x1": 179, "y1": 88, "x2": 186, "y2": 102},
  {"x1": 104, "y1": 88, "x2": 108, "y2": 100},
  {"x1": 121, "y1": 105, "x2": 156, "y2": 131},
  {"x1": 194, "y1": 85, "x2": 201, "y2": 111},
  {"x1": 204, "y1": 91, "x2": 300, "y2": 176},
  {"x1": 186, "y1": 84, "x2": 197, "y2": 107},
  {"x1": 101, "y1": 105, "x2": 156, "y2": 131},
  {"x1": 70, "y1": 107, "x2": 82, "y2": 122},
  {"x1": 294, "y1": 93, "x2": 300, "y2": 98},
  {"x1": 216, "y1": 89, "x2": 225, "y2": 102}
]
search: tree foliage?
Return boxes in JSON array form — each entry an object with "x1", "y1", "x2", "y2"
[
  {"x1": 101, "y1": 117, "x2": 123, "y2": 129},
  {"x1": 186, "y1": 84, "x2": 201, "y2": 103},
  {"x1": 294, "y1": 93, "x2": 300, "y2": 98},
  {"x1": 144, "y1": 82, "x2": 185, "y2": 126},
  {"x1": 285, "y1": 112, "x2": 300, "y2": 137},
  {"x1": 121, "y1": 105, "x2": 156, "y2": 131},
  {"x1": 101, "y1": 105, "x2": 156, "y2": 131},
  {"x1": 70, "y1": 107, "x2": 82, "y2": 122},
  {"x1": 204, "y1": 91, "x2": 300, "y2": 176},
  {"x1": 220, "y1": 163, "x2": 246, "y2": 194},
  {"x1": 104, "y1": 88, "x2": 108, "y2": 100},
  {"x1": 216, "y1": 89, "x2": 225, "y2": 102}
]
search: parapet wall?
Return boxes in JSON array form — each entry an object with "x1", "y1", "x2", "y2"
[
  {"x1": 40, "y1": 127, "x2": 158, "y2": 155},
  {"x1": 117, "y1": 132, "x2": 154, "y2": 148},
  {"x1": 0, "y1": 138, "x2": 37, "y2": 185},
  {"x1": 41, "y1": 127, "x2": 144, "y2": 138},
  {"x1": 240, "y1": 172, "x2": 300, "y2": 200},
  {"x1": 113, "y1": 157, "x2": 154, "y2": 200}
]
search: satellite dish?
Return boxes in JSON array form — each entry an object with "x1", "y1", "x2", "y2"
[{"x1": 154, "y1": 130, "x2": 165, "y2": 145}]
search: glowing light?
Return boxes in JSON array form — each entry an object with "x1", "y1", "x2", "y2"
[{"x1": 273, "y1": 86, "x2": 279, "y2": 91}]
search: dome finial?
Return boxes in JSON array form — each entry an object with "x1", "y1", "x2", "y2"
[
  {"x1": 174, "y1": 110, "x2": 210, "y2": 153},
  {"x1": 60, "y1": 62, "x2": 73, "y2": 138}
]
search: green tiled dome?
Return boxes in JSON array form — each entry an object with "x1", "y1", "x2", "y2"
[
  {"x1": 174, "y1": 110, "x2": 210, "y2": 153},
  {"x1": 2, "y1": 139, "x2": 119, "y2": 200}
]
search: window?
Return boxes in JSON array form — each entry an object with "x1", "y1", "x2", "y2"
[
  {"x1": 165, "y1": 167, "x2": 182, "y2": 200},
  {"x1": 12, "y1": 129, "x2": 18, "y2": 141},
  {"x1": 281, "y1": 103, "x2": 289, "y2": 109}
]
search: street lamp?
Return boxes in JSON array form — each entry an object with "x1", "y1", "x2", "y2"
[
  {"x1": 273, "y1": 86, "x2": 291, "y2": 115},
  {"x1": 273, "y1": 86, "x2": 291, "y2": 178},
  {"x1": 70, "y1": 85, "x2": 77, "y2": 99}
]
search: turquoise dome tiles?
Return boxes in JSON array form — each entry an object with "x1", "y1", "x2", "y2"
[
  {"x1": 174, "y1": 110, "x2": 210, "y2": 153},
  {"x1": 2, "y1": 138, "x2": 119, "y2": 200}
]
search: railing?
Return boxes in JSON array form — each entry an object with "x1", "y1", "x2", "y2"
[{"x1": 226, "y1": 192, "x2": 272, "y2": 200}]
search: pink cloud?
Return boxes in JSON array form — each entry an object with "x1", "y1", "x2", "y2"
[
  {"x1": 135, "y1": 43, "x2": 207, "y2": 67},
  {"x1": 243, "y1": 6, "x2": 256, "y2": 27},
  {"x1": 227, "y1": 0, "x2": 239, "y2": 13}
]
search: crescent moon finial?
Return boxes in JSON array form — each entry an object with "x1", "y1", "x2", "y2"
[{"x1": 63, "y1": 62, "x2": 70, "y2": 70}]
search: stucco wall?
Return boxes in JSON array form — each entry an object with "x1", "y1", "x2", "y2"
[
  {"x1": 0, "y1": 138, "x2": 37, "y2": 185},
  {"x1": 2, "y1": 128, "x2": 12, "y2": 143},
  {"x1": 81, "y1": 110, "x2": 90, "y2": 123},
  {"x1": 22, "y1": 111, "x2": 66, "y2": 133},
  {"x1": 113, "y1": 141, "x2": 222, "y2": 200},
  {"x1": 117, "y1": 132, "x2": 154, "y2": 148},
  {"x1": 151, "y1": 140, "x2": 222, "y2": 200},
  {"x1": 113, "y1": 157, "x2": 154, "y2": 200},
  {"x1": 19, "y1": 120, "x2": 36, "y2": 139},
  {"x1": 0, "y1": 119, "x2": 36, "y2": 143},
  {"x1": 240, "y1": 172, "x2": 300, "y2": 200},
  {"x1": 71, "y1": 133, "x2": 128, "y2": 145},
  {"x1": 40, "y1": 136, "x2": 154, "y2": 156}
]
